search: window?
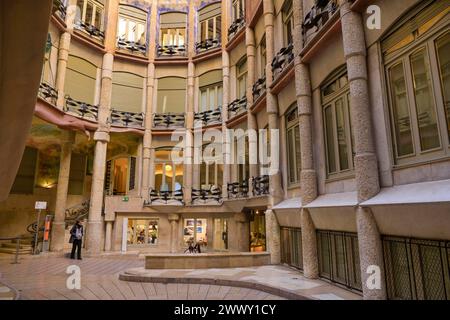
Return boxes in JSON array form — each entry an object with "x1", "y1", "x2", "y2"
[
  {"x1": 117, "y1": 5, "x2": 147, "y2": 45},
  {"x1": 104, "y1": 156, "x2": 137, "y2": 196},
  {"x1": 156, "y1": 77, "x2": 186, "y2": 113},
  {"x1": 322, "y1": 69, "x2": 354, "y2": 176},
  {"x1": 383, "y1": 1, "x2": 450, "y2": 163},
  {"x1": 154, "y1": 148, "x2": 183, "y2": 193},
  {"x1": 111, "y1": 72, "x2": 144, "y2": 113},
  {"x1": 232, "y1": 0, "x2": 245, "y2": 21},
  {"x1": 250, "y1": 210, "x2": 266, "y2": 252},
  {"x1": 259, "y1": 36, "x2": 267, "y2": 77},
  {"x1": 68, "y1": 153, "x2": 86, "y2": 195},
  {"x1": 282, "y1": 0, "x2": 294, "y2": 45},
  {"x1": 75, "y1": 0, "x2": 104, "y2": 29},
  {"x1": 233, "y1": 134, "x2": 249, "y2": 184},
  {"x1": 199, "y1": 84, "x2": 223, "y2": 112},
  {"x1": 237, "y1": 58, "x2": 247, "y2": 99},
  {"x1": 11, "y1": 147, "x2": 37, "y2": 194},
  {"x1": 286, "y1": 106, "x2": 301, "y2": 185},
  {"x1": 281, "y1": 227, "x2": 303, "y2": 270},
  {"x1": 198, "y1": 2, "x2": 222, "y2": 45},
  {"x1": 200, "y1": 144, "x2": 223, "y2": 189},
  {"x1": 64, "y1": 55, "x2": 97, "y2": 105},
  {"x1": 159, "y1": 12, "x2": 187, "y2": 55},
  {"x1": 127, "y1": 219, "x2": 159, "y2": 246}
]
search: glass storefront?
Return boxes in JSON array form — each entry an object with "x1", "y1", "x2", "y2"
[
  {"x1": 213, "y1": 218, "x2": 228, "y2": 251},
  {"x1": 127, "y1": 219, "x2": 159, "y2": 246},
  {"x1": 249, "y1": 210, "x2": 266, "y2": 252},
  {"x1": 183, "y1": 218, "x2": 208, "y2": 250}
]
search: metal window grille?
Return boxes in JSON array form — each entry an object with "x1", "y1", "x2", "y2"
[{"x1": 280, "y1": 227, "x2": 303, "y2": 270}]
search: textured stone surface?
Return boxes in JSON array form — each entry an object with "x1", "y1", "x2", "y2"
[
  {"x1": 301, "y1": 209, "x2": 319, "y2": 279},
  {"x1": 265, "y1": 209, "x2": 281, "y2": 264}
]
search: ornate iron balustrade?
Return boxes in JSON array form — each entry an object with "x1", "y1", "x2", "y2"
[
  {"x1": 38, "y1": 82, "x2": 58, "y2": 105},
  {"x1": 194, "y1": 107, "x2": 222, "y2": 126},
  {"x1": 228, "y1": 16, "x2": 245, "y2": 39},
  {"x1": 65, "y1": 201, "x2": 90, "y2": 227},
  {"x1": 227, "y1": 181, "x2": 249, "y2": 199},
  {"x1": 252, "y1": 175, "x2": 269, "y2": 196},
  {"x1": 272, "y1": 43, "x2": 294, "y2": 80},
  {"x1": 65, "y1": 96, "x2": 99, "y2": 120},
  {"x1": 303, "y1": 0, "x2": 338, "y2": 45},
  {"x1": 192, "y1": 186, "x2": 222, "y2": 204},
  {"x1": 117, "y1": 39, "x2": 147, "y2": 55},
  {"x1": 110, "y1": 109, "x2": 144, "y2": 128},
  {"x1": 227, "y1": 97, "x2": 247, "y2": 119},
  {"x1": 52, "y1": 0, "x2": 67, "y2": 19},
  {"x1": 153, "y1": 113, "x2": 185, "y2": 128},
  {"x1": 145, "y1": 189, "x2": 184, "y2": 205},
  {"x1": 157, "y1": 44, "x2": 187, "y2": 57},
  {"x1": 75, "y1": 21, "x2": 105, "y2": 42},
  {"x1": 252, "y1": 76, "x2": 266, "y2": 102},
  {"x1": 195, "y1": 38, "x2": 221, "y2": 53}
]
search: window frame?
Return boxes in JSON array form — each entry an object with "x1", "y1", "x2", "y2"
[
  {"x1": 232, "y1": 0, "x2": 245, "y2": 22},
  {"x1": 154, "y1": 147, "x2": 184, "y2": 193},
  {"x1": 199, "y1": 82, "x2": 223, "y2": 112},
  {"x1": 236, "y1": 57, "x2": 248, "y2": 100},
  {"x1": 76, "y1": 0, "x2": 104, "y2": 30},
  {"x1": 117, "y1": 5, "x2": 147, "y2": 45},
  {"x1": 282, "y1": 0, "x2": 294, "y2": 46},
  {"x1": 285, "y1": 105, "x2": 301, "y2": 186}
]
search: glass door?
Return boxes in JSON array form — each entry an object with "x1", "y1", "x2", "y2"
[
  {"x1": 250, "y1": 210, "x2": 266, "y2": 252},
  {"x1": 183, "y1": 218, "x2": 208, "y2": 250}
]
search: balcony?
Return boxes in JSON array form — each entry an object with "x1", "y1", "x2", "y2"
[
  {"x1": 157, "y1": 44, "x2": 187, "y2": 57},
  {"x1": 272, "y1": 43, "x2": 294, "y2": 81},
  {"x1": 192, "y1": 186, "x2": 222, "y2": 204},
  {"x1": 227, "y1": 97, "x2": 247, "y2": 119},
  {"x1": 117, "y1": 39, "x2": 147, "y2": 56},
  {"x1": 74, "y1": 21, "x2": 105, "y2": 43},
  {"x1": 64, "y1": 96, "x2": 98, "y2": 120},
  {"x1": 52, "y1": 0, "x2": 66, "y2": 20},
  {"x1": 227, "y1": 181, "x2": 249, "y2": 199},
  {"x1": 110, "y1": 109, "x2": 144, "y2": 128},
  {"x1": 153, "y1": 113, "x2": 185, "y2": 129},
  {"x1": 303, "y1": 0, "x2": 339, "y2": 45},
  {"x1": 195, "y1": 38, "x2": 221, "y2": 54},
  {"x1": 252, "y1": 175, "x2": 269, "y2": 196},
  {"x1": 145, "y1": 189, "x2": 184, "y2": 205},
  {"x1": 252, "y1": 76, "x2": 266, "y2": 102},
  {"x1": 194, "y1": 107, "x2": 222, "y2": 126},
  {"x1": 228, "y1": 17, "x2": 245, "y2": 40},
  {"x1": 38, "y1": 82, "x2": 58, "y2": 105}
]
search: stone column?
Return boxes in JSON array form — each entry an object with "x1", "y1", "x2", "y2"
[
  {"x1": 86, "y1": 53, "x2": 113, "y2": 254},
  {"x1": 234, "y1": 213, "x2": 249, "y2": 252},
  {"x1": 168, "y1": 214, "x2": 180, "y2": 253},
  {"x1": 263, "y1": 0, "x2": 283, "y2": 204},
  {"x1": 222, "y1": 51, "x2": 231, "y2": 197},
  {"x1": 184, "y1": 62, "x2": 195, "y2": 204},
  {"x1": 50, "y1": 131, "x2": 75, "y2": 252},
  {"x1": 340, "y1": 1, "x2": 380, "y2": 202},
  {"x1": 301, "y1": 209, "x2": 319, "y2": 278},
  {"x1": 265, "y1": 209, "x2": 280, "y2": 264},
  {"x1": 55, "y1": 32, "x2": 71, "y2": 108},
  {"x1": 142, "y1": 63, "x2": 155, "y2": 198},
  {"x1": 356, "y1": 207, "x2": 387, "y2": 299},
  {"x1": 246, "y1": 27, "x2": 258, "y2": 182},
  {"x1": 104, "y1": 221, "x2": 113, "y2": 252}
]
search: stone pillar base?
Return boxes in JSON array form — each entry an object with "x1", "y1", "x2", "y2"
[
  {"x1": 86, "y1": 220, "x2": 103, "y2": 255},
  {"x1": 301, "y1": 208, "x2": 319, "y2": 279},
  {"x1": 265, "y1": 209, "x2": 280, "y2": 264},
  {"x1": 50, "y1": 221, "x2": 66, "y2": 252}
]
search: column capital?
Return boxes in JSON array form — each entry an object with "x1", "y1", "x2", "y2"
[
  {"x1": 93, "y1": 130, "x2": 110, "y2": 143},
  {"x1": 168, "y1": 213, "x2": 180, "y2": 222}
]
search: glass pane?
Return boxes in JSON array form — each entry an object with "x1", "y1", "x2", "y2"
[
  {"x1": 287, "y1": 129, "x2": 296, "y2": 183},
  {"x1": 118, "y1": 18, "x2": 126, "y2": 39},
  {"x1": 94, "y1": 7, "x2": 102, "y2": 29},
  {"x1": 335, "y1": 98, "x2": 349, "y2": 170},
  {"x1": 216, "y1": 16, "x2": 221, "y2": 39},
  {"x1": 436, "y1": 33, "x2": 450, "y2": 142},
  {"x1": 209, "y1": 88, "x2": 215, "y2": 110},
  {"x1": 200, "y1": 163, "x2": 207, "y2": 186},
  {"x1": 137, "y1": 24, "x2": 146, "y2": 44},
  {"x1": 325, "y1": 106, "x2": 336, "y2": 173},
  {"x1": 217, "y1": 86, "x2": 223, "y2": 107},
  {"x1": 165, "y1": 164, "x2": 173, "y2": 191},
  {"x1": 411, "y1": 49, "x2": 440, "y2": 151},
  {"x1": 200, "y1": 90, "x2": 207, "y2": 112},
  {"x1": 389, "y1": 62, "x2": 414, "y2": 156},
  {"x1": 174, "y1": 164, "x2": 183, "y2": 191},
  {"x1": 295, "y1": 125, "x2": 301, "y2": 181},
  {"x1": 201, "y1": 21, "x2": 206, "y2": 42},
  {"x1": 154, "y1": 164, "x2": 163, "y2": 191},
  {"x1": 85, "y1": 2, "x2": 93, "y2": 24},
  {"x1": 208, "y1": 163, "x2": 215, "y2": 186},
  {"x1": 76, "y1": 0, "x2": 84, "y2": 22},
  {"x1": 128, "y1": 21, "x2": 136, "y2": 42},
  {"x1": 208, "y1": 19, "x2": 214, "y2": 40}
]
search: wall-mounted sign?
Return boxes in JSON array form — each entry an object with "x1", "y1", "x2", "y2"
[
  {"x1": 122, "y1": 196, "x2": 129, "y2": 202},
  {"x1": 35, "y1": 201, "x2": 47, "y2": 210}
]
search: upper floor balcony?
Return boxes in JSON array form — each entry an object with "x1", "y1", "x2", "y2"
[
  {"x1": 52, "y1": 0, "x2": 67, "y2": 21},
  {"x1": 157, "y1": 44, "x2": 187, "y2": 57},
  {"x1": 195, "y1": 38, "x2": 221, "y2": 54},
  {"x1": 272, "y1": 43, "x2": 294, "y2": 81},
  {"x1": 117, "y1": 39, "x2": 147, "y2": 56},
  {"x1": 303, "y1": 0, "x2": 339, "y2": 46},
  {"x1": 145, "y1": 189, "x2": 184, "y2": 206},
  {"x1": 39, "y1": 82, "x2": 58, "y2": 106},
  {"x1": 110, "y1": 109, "x2": 144, "y2": 128},
  {"x1": 194, "y1": 107, "x2": 222, "y2": 127},
  {"x1": 228, "y1": 16, "x2": 245, "y2": 41},
  {"x1": 227, "y1": 181, "x2": 249, "y2": 199},
  {"x1": 252, "y1": 76, "x2": 266, "y2": 102},
  {"x1": 64, "y1": 96, "x2": 99, "y2": 121},
  {"x1": 227, "y1": 97, "x2": 247, "y2": 120},
  {"x1": 153, "y1": 113, "x2": 185, "y2": 129},
  {"x1": 74, "y1": 21, "x2": 105, "y2": 43},
  {"x1": 192, "y1": 186, "x2": 222, "y2": 204},
  {"x1": 252, "y1": 175, "x2": 270, "y2": 196}
]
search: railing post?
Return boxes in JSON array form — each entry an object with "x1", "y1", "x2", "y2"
[{"x1": 12, "y1": 238, "x2": 20, "y2": 264}]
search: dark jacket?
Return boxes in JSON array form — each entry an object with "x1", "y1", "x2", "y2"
[{"x1": 69, "y1": 224, "x2": 84, "y2": 243}]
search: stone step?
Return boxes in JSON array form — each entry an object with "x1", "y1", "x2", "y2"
[
  {"x1": 0, "y1": 247, "x2": 32, "y2": 255},
  {"x1": 1, "y1": 243, "x2": 33, "y2": 250}
]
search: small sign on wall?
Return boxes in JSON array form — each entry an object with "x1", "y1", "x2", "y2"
[{"x1": 35, "y1": 201, "x2": 47, "y2": 210}]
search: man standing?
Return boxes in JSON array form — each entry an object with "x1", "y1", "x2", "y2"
[{"x1": 69, "y1": 220, "x2": 83, "y2": 260}]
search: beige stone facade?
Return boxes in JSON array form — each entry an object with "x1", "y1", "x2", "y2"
[{"x1": 1, "y1": 0, "x2": 450, "y2": 300}]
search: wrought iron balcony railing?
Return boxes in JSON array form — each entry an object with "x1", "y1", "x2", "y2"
[
  {"x1": 75, "y1": 21, "x2": 105, "y2": 42},
  {"x1": 252, "y1": 76, "x2": 266, "y2": 102},
  {"x1": 192, "y1": 186, "x2": 222, "y2": 204},
  {"x1": 117, "y1": 38, "x2": 147, "y2": 55},
  {"x1": 38, "y1": 82, "x2": 58, "y2": 105},
  {"x1": 145, "y1": 189, "x2": 184, "y2": 205},
  {"x1": 194, "y1": 107, "x2": 222, "y2": 126},
  {"x1": 52, "y1": 0, "x2": 67, "y2": 20},
  {"x1": 228, "y1": 16, "x2": 245, "y2": 40},
  {"x1": 110, "y1": 109, "x2": 144, "y2": 128},
  {"x1": 64, "y1": 96, "x2": 98, "y2": 120},
  {"x1": 65, "y1": 201, "x2": 90, "y2": 227},
  {"x1": 272, "y1": 43, "x2": 294, "y2": 80},
  {"x1": 227, "y1": 181, "x2": 249, "y2": 199},
  {"x1": 157, "y1": 44, "x2": 187, "y2": 57},
  {"x1": 195, "y1": 38, "x2": 221, "y2": 53},
  {"x1": 153, "y1": 113, "x2": 185, "y2": 128},
  {"x1": 303, "y1": 0, "x2": 339, "y2": 45},
  {"x1": 227, "y1": 96, "x2": 247, "y2": 119},
  {"x1": 252, "y1": 175, "x2": 270, "y2": 196}
]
